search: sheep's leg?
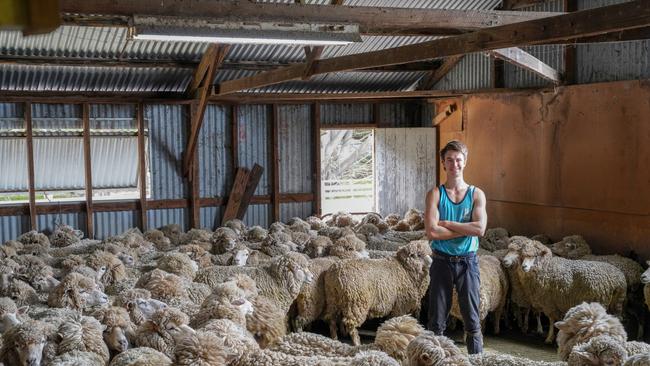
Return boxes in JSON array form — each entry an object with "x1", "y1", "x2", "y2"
[
  {"x1": 328, "y1": 319, "x2": 338, "y2": 340},
  {"x1": 493, "y1": 308, "x2": 503, "y2": 335},
  {"x1": 521, "y1": 308, "x2": 530, "y2": 334},
  {"x1": 544, "y1": 316, "x2": 556, "y2": 344},
  {"x1": 349, "y1": 327, "x2": 361, "y2": 347},
  {"x1": 536, "y1": 313, "x2": 544, "y2": 335}
]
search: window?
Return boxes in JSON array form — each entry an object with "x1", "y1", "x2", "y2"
[{"x1": 320, "y1": 128, "x2": 375, "y2": 215}]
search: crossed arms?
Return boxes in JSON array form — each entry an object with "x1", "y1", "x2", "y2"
[{"x1": 424, "y1": 187, "x2": 487, "y2": 241}]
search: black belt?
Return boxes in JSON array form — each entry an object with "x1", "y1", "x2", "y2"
[{"x1": 433, "y1": 249, "x2": 476, "y2": 263}]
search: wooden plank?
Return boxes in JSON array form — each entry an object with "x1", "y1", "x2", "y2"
[
  {"x1": 217, "y1": 1, "x2": 650, "y2": 95},
  {"x1": 61, "y1": 0, "x2": 561, "y2": 36},
  {"x1": 321, "y1": 123, "x2": 377, "y2": 130},
  {"x1": 271, "y1": 104, "x2": 280, "y2": 222},
  {"x1": 82, "y1": 103, "x2": 94, "y2": 238},
  {"x1": 186, "y1": 44, "x2": 218, "y2": 95},
  {"x1": 231, "y1": 104, "x2": 239, "y2": 177},
  {"x1": 432, "y1": 103, "x2": 458, "y2": 126},
  {"x1": 222, "y1": 167, "x2": 251, "y2": 224},
  {"x1": 302, "y1": 46, "x2": 324, "y2": 80},
  {"x1": 417, "y1": 56, "x2": 464, "y2": 90},
  {"x1": 183, "y1": 44, "x2": 230, "y2": 176},
  {"x1": 489, "y1": 47, "x2": 561, "y2": 83},
  {"x1": 236, "y1": 164, "x2": 264, "y2": 219},
  {"x1": 313, "y1": 103, "x2": 322, "y2": 216},
  {"x1": 24, "y1": 102, "x2": 37, "y2": 230},
  {"x1": 137, "y1": 102, "x2": 148, "y2": 231},
  {"x1": 189, "y1": 103, "x2": 201, "y2": 229}
]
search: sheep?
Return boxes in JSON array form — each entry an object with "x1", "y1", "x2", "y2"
[
  {"x1": 246, "y1": 225, "x2": 268, "y2": 242},
  {"x1": 213, "y1": 246, "x2": 251, "y2": 266},
  {"x1": 108, "y1": 347, "x2": 173, "y2": 366},
  {"x1": 144, "y1": 229, "x2": 172, "y2": 252},
  {"x1": 48, "y1": 272, "x2": 109, "y2": 312},
  {"x1": 479, "y1": 227, "x2": 509, "y2": 252},
  {"x1": 392, "y1": 220, "x2": 411, "y2": 232},
  {"x1": 87, "y1": 250, "x2": 128, "y2": 289},
  {"x1": 211, "y1": 227, "x2": 240, "y2": 255},
  {"x1": 0, "y1": 319, "x2": 51, "y2": 366},
  {"x1": 304, "y1": 236, "x2": 333, "y2": 258},
  {"x1": 323, "y1": 240, "x2": 432, "y2": 345},
  {"x1": 531, "y1": 234, "x2": 553, "y2": 245},
  {"x1": 357, "y1": 213, "x2": 389, "y2": 233},
  {"x1": 175, "y1": 244, "x2": 213, "y2": 268},
  {"x1": 0, "y1": 297, "x2": 27, "y2": 333},
  {"x1": 135, "y1": 307, "x2": 194, "y2": 360},
  {"x1": 274, "y1": 315, "x2": 423, "y2": 362},
  {"x1": 17, "y1": 230, "x2": 51, "y2": 250},
  {"x1": 93, "y1": 306, "x2": 136, "y2": 354},
  {"x1": 404, "y1": 208, "x2": 424, "y2": 230},
  {"x1": 158, "y1": 224, "x2": 182, "y2": 246},
  {"x1": 179, "y1": 228, "x2": 212, "y2": 245},
  {"x1": 329, "y1": 234, "x2": 368, "y2": 259},
  {"x1": 287, "y1": 217, "x2": 311, "y2": 233},
  {"x1": 56, "y1": 313, "x2": 110, "y2": 364},
  {"x1": 195, "y1": 252, "x2": 313, "y2": 315},
  {"x1": 259, "y1": 232, "x2": 297, "y2": 257},
  {"x1": 190, "y1": 280, "x2": 254, "y2": 329},
  {"x1": 625, "y1": 353, "x2": 650, "y2": 366},
  {"x1": 405, "y1": 331, "x2": 472, "y2": 366},
  {"x1": 174, "y1": 330, "x2": 233, "y2": 366},
  {"x1": 49, "y1": 224, "x2": 83, "y2": 248},
  {"x1": 156, "y1": 252, "x2": 198, "y2": 280},
  {"x1": 566, "y1": 335, "x2": 628, "y2": 366},
  {"x1": 224, "y1": 219, "x2": 246, "y2": 236},
  {"x1": 643, "y1": 263, "x2": 650, "y2": 311},
  {"x1": 50, "y1": 350, "x2": 105, "y2": 366},
  {"x1": 550, "y1": 235, "x2": 591, "y2": 259},
  {"x1": 450, "y1": 254, "x2": 508, "y2": 335},
  {"x1": 555, "y1": 302, "x2": 628, "y2": 361},
  {"x1": 114, "y1": 288, "x2": 168, "y2": 326},
  {"x1": 246, "y1": 250, "x2": 271, "y2": 266},
  {"x1": 502, "y1": 236, "x2": 627, "y2": 344},
  {"x1": 326, "y1": 211, "x2": 356, "y2": 228}
]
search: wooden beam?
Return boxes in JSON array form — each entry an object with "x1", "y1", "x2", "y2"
[
  {"x1": 60, "y1": 0, "x2": 562, "y2": 36},
  {"x1": 137, "y1": 102, "x2": 148, "y2": 231},
  {"x1": 186, "y1": 44, "x2": 218, "y2": 96},
  {"x1": 216, "y1": 1, "x2": 650, "y2": 95},
  {"x1": 236, "y1": 164, "x2": 264, "y2": 219},
  {"x1": 24, "y1": 102, "x2": 37, "y2": 231},
  {"x1": 82, "y1": 103, "x2": 94, "y2": 239},
  {"x1": 503, "y1": 0, "x2": 552, "y2": 10},
  {"x1": 271, "y1": 104, "x2": 280, "y2": 223},
  {"x1": 222, "y1": 167, "x2": 251, "y2": 224},
  {"x1": 313, "y1": 103, "x2": 321, "y2": 216},
  {"x1": 489, "y1": 47, "x2": 561, "y2": 83},
  {"x1": 432, "y1": 103, "x2": 458, "y2": 126},
  {"x1": 302, "y1": 46, "x2": 325, "y2": 80},
  {"x1": 231, "y1": 104, "x2": 239, "y2": 176},
  {"x1": 564, "y1": 0, "x2": 577, "y2": 85},
  {"x1": 189, "y1": 103, "x2": 201, "y2": 228},
  {"x1": 183, "y1": 44, "x2": 230, "y2": 176},
  {"x1": 417, "y1": 56, "x2": 464, "y2": 90}
]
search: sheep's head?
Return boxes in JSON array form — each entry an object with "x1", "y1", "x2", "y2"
[
  {"x1": 228, "y1": 274, "x2": 258, "y2": 299},
  {"x1": 149, "y1": 307, "x2": 194, "y2": 343},
  {"x1": 142, "y1": 269, "x2": 187, "y2": 301},
  {"x1": 405, "y1": 331, "x2": 470, "y2": 366},
  {"x1": 145, "y1": 229, "x2": 172, "y2": 251},
  {"x1": 329, "y1": 234, "x2": 368, "y2": 259},
  {"x1": 158, "y1": 252, "x2": 198, "y2": 280},
  {"x1": 16, "y1": 265, "x2": 59, "y2": 293},
  {"x1": 224, "y1": 219, "x2": 246, "y2": 236},
  {"x1": 93, "y1": 306, "x2": 135, "y2": 353},
  {"x1": 384, "y1": 214, "x2": 401, "y2": 227},
  {"x1": 502, "y1": 236, "x2": 552, "y2": 272},
  {"x1": 230, "y1": 248, "x2": 250, "y2": 267},
  {"x1": 567, "y1": 335, "x2": 627, "y2": 366},
  {"x1": 270, "y1": 253, "x2": 313, "y2": 295},
  {"x1": 550, "y1": 235, "x2": 591, "y2": 259},
  {"x1": 159, "y1": 224, "x2": 182, "y2": 246},
  {"x1": 396, "y1": 240, "x2": 433, "y2": 279},
  {"x1": 642, "y1": 262, "x2": 650, "y2": 284},
  {"x1": 3, "y1": 320, "x2": 48, "y2": 366},
  {"x1": 0, "y1": 297, "x2": 27, "y2": 333},
  {"x1": 305, "y1": 216, "x2": 324, "y2": 231},
  {"x1": 245, "y1": 226, "x2": 268, "y2": 242},
  {"x1": 50, "y1": 272, "x2": 108, "y2": 311},
  {"x1": 304, "y1": 236, "x2": 332, "y2": 258},
  {"x1": 87, "y1": 250, "x2": 127, "y2": 287}
]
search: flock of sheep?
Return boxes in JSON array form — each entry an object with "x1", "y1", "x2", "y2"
[{"x1": 0, "y1": 208, "x2": 649, "y2": 365}]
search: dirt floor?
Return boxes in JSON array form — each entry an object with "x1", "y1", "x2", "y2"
[{"x1": 445, "y1": 328, "x2": 559, "y2": 361}]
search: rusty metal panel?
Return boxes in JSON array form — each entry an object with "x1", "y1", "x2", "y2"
[
  {"x1": 94, "y1": 211, "x2": 137, "y2": 240},
  {"x1": 147, "y1": 104, "x2": 189, "y2": 200},
  {"x1": 321, "y1": 104, "x2": 373, "y2": 125},
  {"x1": 375, "y1": 128, "x2": 437, "y2": 216},
  {"x1": 278, "y1": 105, "x2": 312, "y2": 194},
  {"x1": 147, "y1": 208, "x2": 189, "y2": 232},
  {"x1": 241, "y1": 204, "x2": 271, "y2": 227},
  {"x1": 199, "y1": 105, "x2": 233, "y2": 198},
  {"x1": 280, "y1": 202, "x2": 314, "y2": 222},
  {"x1": 200, "y1": 206, "x2": 223, "y2": 231},
  {"x1": 237, "y1": 105, "x2": 271, "y2": 196},
  {"x1": 433, "y1": 53, "x2": 492, "y2": 91},
  {"x1": 442, "y1": 80, "x2": 650, "y2": 257},
  {"x1": 0, "y1": 216, "x2": 30, "y2": 243}
]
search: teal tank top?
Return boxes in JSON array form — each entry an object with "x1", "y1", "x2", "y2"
[{"x1": 431, "y1": 185, "x2": 479, "y2": 255}]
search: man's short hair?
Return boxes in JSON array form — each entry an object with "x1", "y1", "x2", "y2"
[{"x1": 440, "y1": 140, "x2": 468, "y2": 160}]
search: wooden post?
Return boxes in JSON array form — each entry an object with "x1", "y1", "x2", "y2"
[
  {"x1": 564, "y1": 0, "x2": 577, "y2": 85},
  {"x1": 231, "y1": 104, "x2": 239, "y2": 180},
  {"x1": 189, "y1": 103, "x2": 201, "y2": 229},
  {"x1": 24, "y1": 102, "x2": 37, "y2": 231},
  {"x1": 137, "y1": 102, "x2": 148, "y2": 231},
  {"x1": 82, "y1": 103, "x2": 94, "y2": 238},
  {"x1": 312, "y1": 103, "x2": 321, "y2": 216},
  {"x1": 271, "y1": 104, "x2": 280, "y2": 222}
]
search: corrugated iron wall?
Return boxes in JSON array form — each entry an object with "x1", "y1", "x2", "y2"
[
  {"x1": 377, "y1": 102, "x2": 428, "y2": 127},
  {"x1": 278, "y1": 105, "x2": 312, "y2": 194},
  {"x1": 37, "y1": 212, "x2": 86, "y2": 236},
  {"x1": 237, "y1": 105, "x2": 271, "y2": 196},
  {"x1": 320, "y1": 104, "x2": 374, "y2": 125},
  {"x1": 0, "y1": 216, "x2": 29, "y2": 240},
  {"x1": 199, "y1": 105, "x2": 232, "y2": 198},
  {"x1": 281, "y1": 202, "x2": 314, "y2": 222},
  {"x1": 95, "y1": 211, "x2": 137, "y2": 239},
  {"x1": 242, "y1": 204, "x2": 271, "y2": 228},
  {"x1": 147, "y1": 208, "x2": 188, "y2": 233},
  {"x1": 433, "y1": 53, "x2": 492, "y2": 91}
]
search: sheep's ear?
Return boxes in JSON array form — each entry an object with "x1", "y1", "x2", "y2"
[
  {"x1": 554, "y1": 320, "x2": 568, "y2": 330},
  {"x1": 17, "y1": 306, "x2": 28, "y2": 315},
  {"x1": 126, "y1": 302, "x2": 135, "y2": 311},
  {"x1": 231, "y1": 298, "x2": 245, "y2": 306},
  {"x1": 646, "y1": 260, "x2": 650, "y2": 266},
  {"x1": 541, "y1": 246, "x2": 552, "y2": 258},
  {"x1": 573, "y1": 350, "x2": 598, "y2": 363}
]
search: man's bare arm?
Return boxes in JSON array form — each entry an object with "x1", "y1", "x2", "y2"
[
  {"x1": 425, "y1": 188, "x2": 464, "y2": 241},
  {"x1": 439, "y1": 188, "x2": 487, "y2": 237}
]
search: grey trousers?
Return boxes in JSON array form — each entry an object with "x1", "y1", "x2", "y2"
[{"x1": 426, "y1": 250, "x2": 483, "y2": 354}]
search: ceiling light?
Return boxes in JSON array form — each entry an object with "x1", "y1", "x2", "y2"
[{"x1": 130, "y1": 15, "x2": 362, "y2": 45}]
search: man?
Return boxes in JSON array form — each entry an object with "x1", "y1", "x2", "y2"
[{"x1": 424, "y1": 140, "x2": 487, "y2": 354}]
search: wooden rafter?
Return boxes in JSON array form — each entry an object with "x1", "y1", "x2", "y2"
[
  {"x1": 299, "y1": 0, "x2": 343, "y2": 80},
  {"x1": 216, "y1": 1, "x2": 650, "y2": 95},
  {"x1": 186, "y1": 44, "x2": 219, "y2": 96},
  {"x1": 489, "y1": 47, "x2": 561, "y2": 83},
  {"x1": 183, "y1": 44, "x2": 230, "y2": 176},
  {"x1": 25, "y1": 102, "x2": 37, "y2": 231},
  {"x1": 416, "y1": 56, "x2": 464, "y2": 90},
  {"x1": 60, "y1": 0, "x2": 562, "y2": 36}
]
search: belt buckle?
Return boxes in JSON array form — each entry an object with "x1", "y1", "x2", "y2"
[{"x1": 450, "y1": 255, "x2": 461, "y2": 263}]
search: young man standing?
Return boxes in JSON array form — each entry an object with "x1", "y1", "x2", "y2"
[{"x1": 424, "y1": 140, "x2": 487, "y2": 354}]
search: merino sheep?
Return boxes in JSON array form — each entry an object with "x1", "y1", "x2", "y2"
[
  {"x1": 566, "y1": 335, "x2": 628, "y2": 366},
  {"x1": 324, "y1": 240, "x2": 432, "y2": 345},
  {"x1": 48, "y1": 272, "x2": 109, "y2": 312},
  {"x1": 0, "y1": 319, "x2": 51, "y2": 366},
  {"x1": 357, "y1": 212, "x2": 389, "y2": 233},
  {"x1": 108, "y1": 347, "x2": 172, "y2": 366},
  {"x1": 50, "y1": 350, "x2": 105, "y2": 366},
  {"x1": 450, "y1": 254, "x2": 508, "y2": 334},
  {"x1": 405, "y1": 331, "x2": 471, "y2": 366},
  {"x1": 144, "y1": 229, "x2": 172, "y2": 252},
  {"x1": 0, "y1": 296, "x2": 27, "y2": 332},
  {"x1": 305, "y1": 216, "x2": 325, "y2": 231},
  {"x1": 135, "y1": 307, "x2": 194, "y2": 360},
  {"x1": 158, "y1": 224, "x2": 182, "y2": 246},
  {"x1": 93, "y1": 306, "x2": 136, "y2": 354},
  {"x1": 625, "y1": 353, "x2": 650, "y2": 366},
  {"x1": 114, "y1": 288, "x2": 168, "y2": 326},
  {"x1": 174, "y1": 330, "x2": 233, "y2": 366},
  {"x1": 156, "y1": 252, "x2": 198, "y2": 280},
  {"x1": 56, "y1": 314, "x2": 110, "y2": 364},
  {"x1": 246, "y1": 225, "x2": 268, "y2": 242},
  {"x1": 49, "y1": 224, "x2": 83, "y2": 248},
  {"x1": 224, "y1": 219, "x2": 246, "y2": 236},
  {"x1": 87, "y1": 250, "x2": 128, "y2": 289},
  {"x1": 176, "y1": 244, "x2": 213, "y2": 268},
  {"x1": 17, "y1": 230, "x2": 51, "y2": 250},
  {"x1": 304, "y1": 236, "x2": 333, "y2": 258},
  {"x1": 479, "y1": 227, "x2": 509, "y2": 252},
  {"x1": 550, "y1": 235, "x2": 592, "y2": 259},
  {"x1": 503, "y1": 236, "x2": 627, "y2": 344},
  {"x1": 179, "y1": 228, "x2": 212, "y2": 245},
  {"x1": 191, "y1": 280, "x2": 254, "y2": 329},
  {"x1": 195, "y1": 252, "x2": 313, "y2": 315}
]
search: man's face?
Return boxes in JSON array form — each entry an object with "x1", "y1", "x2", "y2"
[{"x1": 442, "y1": 150, "x2": 466, "y2": 176}]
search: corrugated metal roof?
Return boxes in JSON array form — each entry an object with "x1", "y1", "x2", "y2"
[{"x1": 0, "y1": 0, "x2": 503, "y2": 93}]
